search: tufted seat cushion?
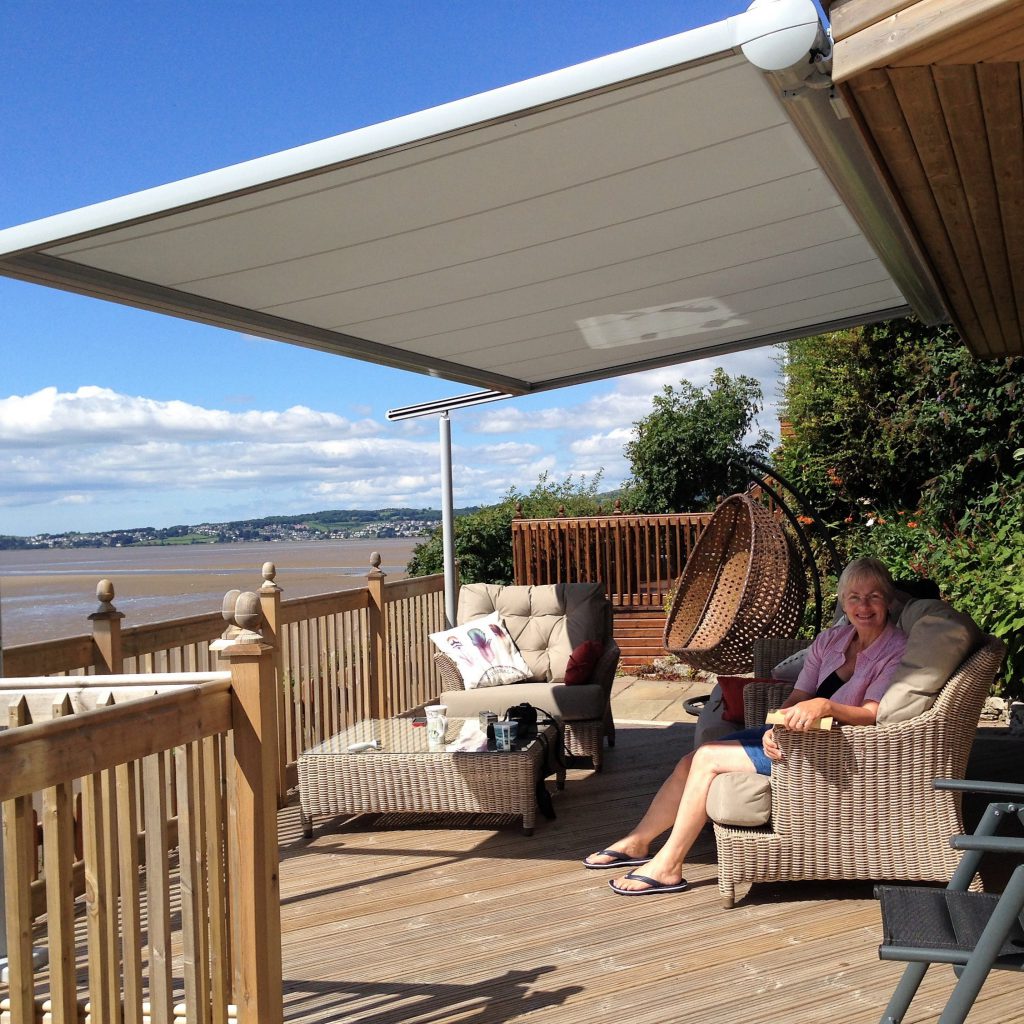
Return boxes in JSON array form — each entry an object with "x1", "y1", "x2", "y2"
[{"x1": 457, "y1": 582, "x2": 608, "y2": 683}]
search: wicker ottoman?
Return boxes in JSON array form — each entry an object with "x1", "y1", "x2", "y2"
[{"x1": 298, "y1": 717, "x2": 563, "y2": 836}]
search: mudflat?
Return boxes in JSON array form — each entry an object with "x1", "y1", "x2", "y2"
[{"x1": 0, "y1": 538, "x2": 419, "y2": 647}]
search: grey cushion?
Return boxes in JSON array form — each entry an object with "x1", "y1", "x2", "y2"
[
  {"x1": 693, "y1": 683, "x2": 737, "y2": 748},
  {"x1": 876, "y1": 600, "x2": 982, "y2": 724},
  {"x1": 707, "y1": 773, "x2": 772, "y2": 827}
]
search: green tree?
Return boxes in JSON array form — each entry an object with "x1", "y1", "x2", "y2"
[
  {"x1": 776, "y1": 318, "x2": 1024, "y2": 524},
  {"x1": 623, "y1": 368, "x2": 772, "y2": 512},
  {"x1": 407, "y1": 472, "x2": 605, "y2": 584}
]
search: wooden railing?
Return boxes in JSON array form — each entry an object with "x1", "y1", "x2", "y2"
[
  {"x1": 511, "y1": 511, "x2": 713, "y2": 606},
  {"x1": 0, "y1": 610, "x2": 283, "y2": 1024},
  {"x1": 1, "y1": 558, "x2": 447, "y2": 799}
]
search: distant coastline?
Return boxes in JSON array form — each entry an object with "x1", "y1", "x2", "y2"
[
  {"x1": 0, "y1": 505, "x2": 478, "y2": 551},
  {"x1": 0, "y1": 537, "x2": 420, "y2": 647}
]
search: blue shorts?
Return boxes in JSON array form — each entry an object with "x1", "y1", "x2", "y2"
[{"x1": 719, "y1": 725, "x2": 772, "y2": 776}]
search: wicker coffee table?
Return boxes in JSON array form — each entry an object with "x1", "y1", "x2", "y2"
[{"x1": 298, "y1": 717, "x2": 564, "y2": 836}]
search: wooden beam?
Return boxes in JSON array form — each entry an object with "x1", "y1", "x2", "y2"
[
  {"x1": 830, "y1": 1, "x2": 918, "y2": 42},
  {"x1": 978, "y1": 62, "x2": 1024, "y2": 338},
  {"x1": 844, "y1": 72, "x2": 987, "y2": 349},
  {"x1": 933, "y1": 64, "x2": 1019, "y2": 349},
  {"x1": 833, "y1": 0, "x2": 1022, "y2": 82},
  {"x1": 889, "y1": 65, "x2": 1004, "y2": 354}
]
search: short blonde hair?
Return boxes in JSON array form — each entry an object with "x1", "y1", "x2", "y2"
[{"x1": 837, "y1": 557, "x2": 896, "y2": 606}]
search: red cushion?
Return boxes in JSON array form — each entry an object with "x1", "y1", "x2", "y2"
[
  {"x1": 564, "y1": 640, "x2": 604, "y2": 685},
  {"x1": 716, "y1": 676, "x2": 775, "y2": 724}
]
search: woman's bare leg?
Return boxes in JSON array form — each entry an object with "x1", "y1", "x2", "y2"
[
  {"x1": 609, "y1": 740, "x2": 756, "y2": 890},
  {"x1": 583, "y1": 748, "x2": 697, "y2": 865}
]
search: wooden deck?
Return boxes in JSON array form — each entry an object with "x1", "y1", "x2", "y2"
[{"x1": 276, "y1": 719, "x2": 1023, "y2": 1024}]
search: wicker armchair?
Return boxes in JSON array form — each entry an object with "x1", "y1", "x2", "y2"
[
  {"x1": 712, "y1": 634, "x2": 1007, "y2": 907},
  {"x1": 434, "y1": 583, "x2": 619, "y2": 769}
]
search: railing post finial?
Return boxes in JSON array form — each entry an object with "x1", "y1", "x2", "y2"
[
  {"x1": 514, "y1": 501, "x2": 523, "y2": 519},
  {"x1": 613, "y1": 499, "x2": 622, "y2": 515},
  {"x1": 260, "y1": 561, "x2": 280, "y2": 593},
  {"x1": 89, "y1": 579, "x2": 122, "y2": 619},
  {"x1": 89, "y1": 578, "x2": 125, "y2": 674}
]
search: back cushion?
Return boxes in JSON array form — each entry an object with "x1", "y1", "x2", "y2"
[
  {"x1": 457, "y1": 583, "x2": 607, "y2": 683},
  {"x1": 877, "y1": 599, "x2": 983, "y2": 724}
]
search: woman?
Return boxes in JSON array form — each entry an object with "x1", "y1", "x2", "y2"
[{"x1": 585, "y1": 556, "x2": 908, "y2": 895}]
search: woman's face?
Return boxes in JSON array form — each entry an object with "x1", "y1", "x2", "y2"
[{"x1": 841, "y1": 575, "x2": 890, "y2": 636}]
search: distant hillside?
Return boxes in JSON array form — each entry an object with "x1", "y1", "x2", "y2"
[{"x1": 0, "y1": 506, "x2": 481, "y2": 550}]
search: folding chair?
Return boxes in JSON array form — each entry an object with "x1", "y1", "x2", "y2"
[{"x1": 875, "y1": 779, "x2": 1024, "y2": 1024}]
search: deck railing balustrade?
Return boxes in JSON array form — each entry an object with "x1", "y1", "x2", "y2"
[
  {"x1": 1, "y1": 558, "x2": 447, "y2": 801},
  {"x1": 0, "y1": 598, "x2": 283, "y2": 1024}
]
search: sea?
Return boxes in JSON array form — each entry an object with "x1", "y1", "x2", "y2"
[{"x1": 0, "y1": 538, "x2": 419, "y2": 648}]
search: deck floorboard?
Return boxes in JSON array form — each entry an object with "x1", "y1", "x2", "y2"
[{"x1": 278, "y1": 720, "x2": 1022, "y2": 1024}]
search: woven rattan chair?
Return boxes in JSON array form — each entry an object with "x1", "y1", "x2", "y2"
[
  {"x1": 663, "y1": 493, "x2": 806, "y2": 674},
  {"x1": 712, "y1": 634, "x2": 1007, "y2": 907}
]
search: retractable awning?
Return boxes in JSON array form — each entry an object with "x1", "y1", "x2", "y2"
[{"x1": 0, "y1": 0, "x2": 945, "y2": 396}]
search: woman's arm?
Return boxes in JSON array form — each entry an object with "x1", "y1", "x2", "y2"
[{"x1": 779, "y1": 696, "x2": 880, "y2": 730}]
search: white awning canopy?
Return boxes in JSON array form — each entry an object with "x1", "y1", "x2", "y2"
[{"x1": 0, "y1": 0, "x2": 944, "y2": 396}]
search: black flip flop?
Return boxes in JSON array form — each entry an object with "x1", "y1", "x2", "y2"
[
  {"x1": 609, "y1": 870, "x2": 690, "y2": 895},
  {"x1": 583, "y1": 849, "x2": 652, "y2": 870}
]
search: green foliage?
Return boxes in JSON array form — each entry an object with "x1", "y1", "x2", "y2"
[
  {"x1": 623, "y1": 368, "x2": 772, "y2": 512},
  {"x1": 777, "y1": 319, "x2": 1024, "y2": 524},
  {"x1": 407, "y1": 472, "x2": 606, "y2": 584}
]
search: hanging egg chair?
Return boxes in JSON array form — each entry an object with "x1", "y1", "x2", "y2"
[{"x1": 663, "y1": 493, "x2": 806, "y2": 674}]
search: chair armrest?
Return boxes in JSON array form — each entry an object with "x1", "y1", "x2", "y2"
[
  {"x1": 934, "y1": 779, "x2": 1024, "y2": 801},
  {"x1": 951, "y1": 834, "x2": 1024, "y2": 854},
  {"x1": 753, "y1": 637, "x2": 806, "y2": 678},
  {"x1": 433, "y1": 651, "x2": 463, "y2": 692},
  {"x1": 588, "y1": 640, "x2": 621, "y2": 695},
  {"x1": 767, "y1": 717, "x2": 945, "y2": 836},
  {"x1": 743, "y1": 681, "x2": 795, "y2": 729}
]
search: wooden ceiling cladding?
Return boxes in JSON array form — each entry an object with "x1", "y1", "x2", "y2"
[{"x1": 832, "y1": 0, "x2": 1024, "y2": 357}]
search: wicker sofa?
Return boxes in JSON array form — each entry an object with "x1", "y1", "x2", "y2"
[
  {"x1": 706, "y1": 612, "x2": 1006, "y2": 907},
  {"x1": 433, "y1": 582, "x2": 620, "y2": 769}
]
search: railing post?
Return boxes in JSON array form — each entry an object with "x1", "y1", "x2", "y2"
[
  {"x1": 213, "y1": 592, "x2": 283, "y2": 1024},
  {"x1": 258, "y1": 563, "x2": 288, "y2": 805},
  {"x1": 89, "y1": 579, "x2": 124, "y2": 674},
  {"x1": 366, "y1": 554, "x2": 387, "y2": 718}
]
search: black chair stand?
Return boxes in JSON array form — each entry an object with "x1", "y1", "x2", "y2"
[{"x1": 875, "y1": 779, "x2": 1024, "y2": 1024}]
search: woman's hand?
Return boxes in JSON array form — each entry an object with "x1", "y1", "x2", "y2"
[
  {"x1": 780, "y1": 696, "x2": 832, "y2": 731},
  {"x1": 763, "y1": 726, "x2": 783, "y2": 761}
]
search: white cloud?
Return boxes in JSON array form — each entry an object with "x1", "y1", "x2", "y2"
[
  {"x1": 0, "y1": 387, "x2": 380, "y2": 446},
  {"x1": 0, "y1": 349, "x2": 786, "y2": 534}
]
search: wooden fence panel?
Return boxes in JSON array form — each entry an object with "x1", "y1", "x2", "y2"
[{"x1": 510, "y1": 513, "x2": 712, "y2": 605}]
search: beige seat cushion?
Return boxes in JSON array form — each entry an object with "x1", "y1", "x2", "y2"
[
  {"x1": 707, "y1": 773, "x2": 772, "y2": 827},
  {"x1": 458, "y1": 583, "x2": 607, "y2": 683},
  {"x1": 440, "y1": 680, "x2": 606, "y2": 722},
  {"x1": 876, "y1": 600, "x2": 982, "y2": 724}
]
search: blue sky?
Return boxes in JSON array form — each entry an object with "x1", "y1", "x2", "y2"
[{"x1": 1, "y1": 0, "x2": 785, "y2": 536}]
